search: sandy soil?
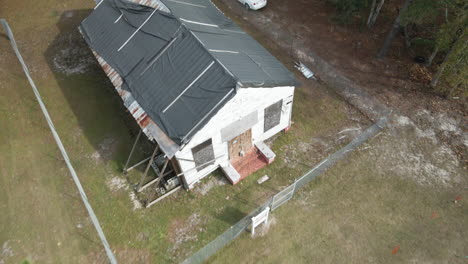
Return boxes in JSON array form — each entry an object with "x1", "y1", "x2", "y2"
[{"x1": 215, "y1": 0, "x2": 467, "y2": 165}]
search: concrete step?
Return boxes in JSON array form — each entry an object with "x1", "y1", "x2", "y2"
[
  {"x1": 220, "y1": 162, "x2": 241, "y2": 185},
  {"x1": 255, "y1": 141, "x2": 276, "y2": 164}
]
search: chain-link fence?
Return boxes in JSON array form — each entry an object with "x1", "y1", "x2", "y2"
[{"x1": 182, "y1": 117, "x2": 388, "y2": 264}]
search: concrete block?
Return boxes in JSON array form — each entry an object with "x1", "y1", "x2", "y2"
[
  {"x1": 255, "y1": 141, "x2": 276, "y2": 164},
  {"x1": 221, "y1": 163, "x2": 241, "y2": 185}
]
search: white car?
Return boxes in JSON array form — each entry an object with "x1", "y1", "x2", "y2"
[{"x1": 238, "y1": 0, "x2": 267, "y2": 10}]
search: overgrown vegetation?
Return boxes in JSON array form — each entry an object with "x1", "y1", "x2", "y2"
[
  {"x1": 327, "y1": 0, "x2": 468, "y2": 98},
  {"x1": 327, "y1": 0, "x2": 372, "y2": 24}
]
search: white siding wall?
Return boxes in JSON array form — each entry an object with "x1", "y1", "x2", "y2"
[{"x1": 175, "y1": 86, "x2": 294, "y2": 188}]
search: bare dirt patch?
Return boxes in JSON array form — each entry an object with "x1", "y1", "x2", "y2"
[
  {"x1": 368, "y1": 114, "x2": 464, "y2": 186},
  {"x1": 50, "y1": 24, "x2": 97, "y2": 76},
  {"x1": 282, "y1": 125, "x2": 363, "y2": 169},
  {"x1": 193, "y1": 175, "x2": 228, "y2": 196},
  {"x1": 106, "y1": 176, "x2": 128, "y2": 192},
  {"x1": 91, "y1": 137, "x2": 118, "y2": 163},
  {"x1": 1, "y1": 241, "x2": 14, "y2": 262},
  {"x1": 168, "y1": 213, "x2": 205, "y2": 260},
  {"x1": 129, "y1": 191, "x2": 143, "y2": 210},
  {"x1": 106, "y1": 176, "x2": 143, "y2": 209},
  {"x1": 215, "y1": 0, "x2": 467, "y2": 166}
]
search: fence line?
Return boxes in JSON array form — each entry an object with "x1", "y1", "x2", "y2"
[
  {"x1": 1, "y1": 19, "x2": 118, "y2": 264},
  {"x1": 183, "y1": 116, "x2": 388, "y2": 264},
  {"x1": 271, "y1": 181, "x2": 295, "y2": 211}
]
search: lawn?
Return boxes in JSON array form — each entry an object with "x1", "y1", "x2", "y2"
[
  {"x1": 3, "y1": 1, "x2": 465, "y2": 263},
  {"x1": 209, "y1": 116, "x2": 468, "y2": 264},
  {"x1": 0, "y1": 0, "x2": 366, "y2": 263}
]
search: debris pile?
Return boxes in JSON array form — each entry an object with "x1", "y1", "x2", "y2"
[{"x1": 294, "y1": 61, "x2": 317, "y2": 80}]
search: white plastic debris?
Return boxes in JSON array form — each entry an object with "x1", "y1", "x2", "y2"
[
  {"x1": 294, "y1": 61, "x2": 316, "y2": 80},
  {"x1": 257, "y1": 175, "x2": 270, "y2": 184}
]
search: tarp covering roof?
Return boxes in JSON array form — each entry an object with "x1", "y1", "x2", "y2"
[
  {"x1": 80, "y1": 0, "x2": 295, "y2": 151},
  {"x1": 160, "y1": 0, "x2": 295, "y2": 87},
  {"x1": 81, "y1": 0, "x2": 237, "y2": 145}
]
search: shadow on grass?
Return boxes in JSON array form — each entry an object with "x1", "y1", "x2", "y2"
[
  {"x1": 216, "y1": 206, "x2": 245, "y2": 225},
  {"x1": 44, "y1": 10, "x2": 154, "y2": 172}
]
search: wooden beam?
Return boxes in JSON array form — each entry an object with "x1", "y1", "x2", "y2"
[
  {"x1": 123, "y1": 129, "x2": 142, "y2": 174},
  {"x1": 125, "y1": 156, "x2": 151, "y2": 173},
  {"x1": 152, "y1": 159, "x2": 170, "y2": 187},
  {"x1": 139, "y1": 169, "x2": 174, "y2": 192},
  {"x1": 137, "y1": 145, "x2": 159, "y2": 191},
  {"x1": 159, "y1": 159, "x2": 169, "y2": 178},
  {"x1": 171, "y1": 158, "x2": 182, "y2": 175},
  {"x1": 146, "y1": 185, "x2": 182, "y2": 208},
  {"x1": 138, "y1": 159, "x2": 169, "y2": 192}
]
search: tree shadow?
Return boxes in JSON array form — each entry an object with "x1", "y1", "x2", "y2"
[{"x1": 44, "y1": 10, "x2": 154, "y2": 173}]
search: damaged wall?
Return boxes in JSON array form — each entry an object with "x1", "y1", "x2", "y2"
[{"x1": 176, "y1": 86, "x2": 294, "y2": 188}]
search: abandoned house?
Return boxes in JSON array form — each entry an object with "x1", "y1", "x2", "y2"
[{"x1": 80, "y1": 0, "x2": 295, "y2": 205}]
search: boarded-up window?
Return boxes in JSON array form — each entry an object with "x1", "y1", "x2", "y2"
[
  {"x1": 264, "y1": 100, "x2": 283, "y2": 132},
  {"x1": 192, "y1": 139, "x2": 215, "y2": 171}
]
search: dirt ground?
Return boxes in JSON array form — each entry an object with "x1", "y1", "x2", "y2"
[
  {"x1": 205, "y1": 1, "x2": 467, "y2": 263},
  {"x1": 215, "y1": 0, "x2": 467, "y2": 165},
  {"x1": 209, "y1": 115, "x2": 468, "y2": 263}
]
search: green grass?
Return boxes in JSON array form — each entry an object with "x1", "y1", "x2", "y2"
[
  {"x1": 209, "y1": 132, "x2": 468, "y2": 264},
  {"x1": 1, "y1": 0, "x2": 466, "y2": 263},
  {"x1": 0, "y1": 0, "x2": 360, "y2": 263}
]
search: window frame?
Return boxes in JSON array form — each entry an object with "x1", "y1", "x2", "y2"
[
  {"x1": 264, "y1": 99, "x2": 283, "y2": 132},
  {"x1": 191, "y1": 139, "x2": 215, "y2": 172}
]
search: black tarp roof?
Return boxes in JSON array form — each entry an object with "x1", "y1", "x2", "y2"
[
  {"x1": 81, "y1": 0, "x2": 237, "y2": 145},
  {"x1": 80, "y1": 0, "x2": 295, "y2": 146},
  {"x1": 160, "y1": 0, "x2": 295, "y2": 87}
]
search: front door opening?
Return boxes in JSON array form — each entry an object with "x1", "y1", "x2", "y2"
[{"x1": 228, "y1": 128, "x2": 252, "y2": 161}]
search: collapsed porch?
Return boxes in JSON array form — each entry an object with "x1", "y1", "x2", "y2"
[{"x1": 122, "y1": 129, "x2": 183, "y2": 208}]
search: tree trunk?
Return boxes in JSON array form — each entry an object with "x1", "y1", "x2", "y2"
[
  {"x1": 430, "y1": 47, "x2": 453, "y2": 87},
  {"x1": 367, "y1": 0, "x2": 377, "y2": 27},
  {"x1": 368, "y1": 0, "x2": 385, "y2": 28},
  {"x1": 403, "y1": 24, "x2": 411, "y2": 48},
  {"x1": 430, "y1": 28, "x2": 465, "y2": 87},
  {"x1": 446, "y1": 41, "x2": 466, "y2": 96},
  {"x1": 377, "y1": 0, "x2": 413, "y2": 59},
  {"x1": 444, "y1": 7, "x2": 448, "y2": 23},
  {"x1": 424, "y1": 46, "x2": 439, "y2": 67}
]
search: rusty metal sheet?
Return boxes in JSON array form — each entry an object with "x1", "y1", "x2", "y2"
[{"x1": 93, "y1": 50, "x2": 180, "y2": 158}]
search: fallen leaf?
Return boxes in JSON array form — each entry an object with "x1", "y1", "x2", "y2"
[{"x1": 392, "y1": 245, "x2": 400, "y2": 255}]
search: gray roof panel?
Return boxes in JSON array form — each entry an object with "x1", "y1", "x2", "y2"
[
  {"x1": 161, "y1": 0, "x2": 295, "y2": 87},
  {"x1": 81, "y1": 0, "x2": 236, "y2": 145}
]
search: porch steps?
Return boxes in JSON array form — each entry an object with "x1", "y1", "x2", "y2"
[
  {"x1": 255, "y1": 141, "x2": 276, "y2": 164},
  {"x1": 231, "y1": 148, "x2": 268, "y2": 180},
  {"x1": 221, "y1": 142, "x2": 276, "y2": 185},
  {"x1": 221, "y1": 163, "x2": 241, "y2": 185}
]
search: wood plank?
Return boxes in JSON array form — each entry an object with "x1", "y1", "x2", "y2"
[
  {"x1": 146, "y1": 185, "x2": 182, "y2": 208},
  {"x1": 137, "y1": 145, "x2": 159, "y2": 191},
  {"x1": 228, "y1": 128, "x2": 252, "y2": 161}
]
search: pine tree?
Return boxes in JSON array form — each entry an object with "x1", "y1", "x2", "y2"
[{"x1": 377, "y1": 0, "x2": 414, "y2": 59}]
